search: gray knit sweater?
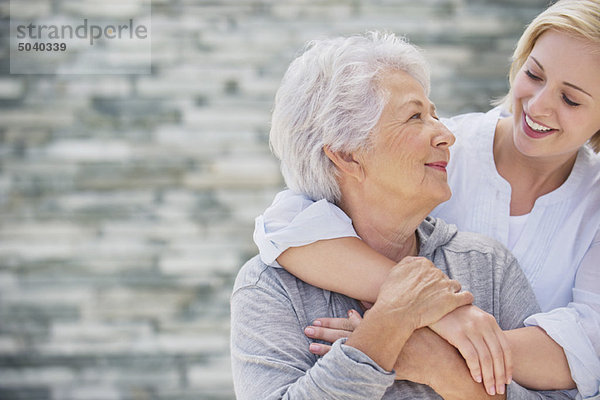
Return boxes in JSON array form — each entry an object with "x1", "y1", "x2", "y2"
[{"x1": 230, "y1": 217, "x2": 576, "y2": 399}]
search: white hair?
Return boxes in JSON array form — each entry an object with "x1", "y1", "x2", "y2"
[{"x1": 269, "y1": 31, "x2": 431, "y2": 202}]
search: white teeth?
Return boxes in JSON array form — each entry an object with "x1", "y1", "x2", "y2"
[{"x1": 525, "y1": 114, "x2": 552, "y2": 132}]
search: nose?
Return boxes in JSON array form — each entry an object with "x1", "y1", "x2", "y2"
[
  {"x1": 528, "y1": 85, "x2": 553, "y2": 117},
  {"x1": 432, "y1": 119, "x2": 455, "y2": 148}
]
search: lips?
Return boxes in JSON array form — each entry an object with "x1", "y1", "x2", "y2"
[
  {"x1": 425, "y1": 161, "x2": 448, "y2": 172},
  {"x1": 522, "y1": 112, "x2": 556, "y2": 139}
]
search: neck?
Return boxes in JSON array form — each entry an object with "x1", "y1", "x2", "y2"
[
  {"x1": 337, "y1": 185, "x2": 425, "y2": 263},
  {"x1": 494, "y1": 117, "x2": 578, "y2": 215}
]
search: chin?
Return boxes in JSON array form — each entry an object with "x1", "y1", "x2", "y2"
[
  {"x1": 513, "y1": 132, "x2": 548, "y2": 158},
  {"x1": 439, "y1": 193, "x2": 451, "y2": 205},
  {"x1": 431, "y1": 189, "x2": 451, "y2": 207},
  {"x1": 441, "y1": 184, "x2": 452, "y2": 201}
]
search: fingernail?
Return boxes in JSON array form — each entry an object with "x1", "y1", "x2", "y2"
[
  {"x1": 348, "y1": 310, "x2": 354, "y2": 318},
  {"x1": 498, "y1": 385, "x2": 505, "y2": 395},
  {"x1": 507, "y1": 376, "x2": 512, "y2": 385},
  {"x1": 312, "y1": 320, "x2": 322, "y2": 326},
  {"x1": 309, "y1": 343, "x2": 321, "y2": 353},
  {"x1": 488, "y1": 386, "x2": 496, "y2": 396},
  {"x1": 305, "y1": 327, "x2": 315, "y2": 336},
  {"x1": 475, "y1": 375, "x2": 482, "y2": 383}
]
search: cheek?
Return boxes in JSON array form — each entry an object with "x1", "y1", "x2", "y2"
[
  {"x1": 590, "y1": 114, "x2": 600, "y2": 138},
  {"x1": 512, "y1": 74, "x2": 532, "y2": 101},
  {"x1": 560, "y1": 110, "x2": 600, "y2": 140}
]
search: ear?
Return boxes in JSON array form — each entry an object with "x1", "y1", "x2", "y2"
[{"x1": 323, "y1": 145, "x2": 365, "y2": 182}]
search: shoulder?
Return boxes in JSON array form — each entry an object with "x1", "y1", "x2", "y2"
[
  {"x1": 422, "y1": 217, "x2": 513, "y2": 260},
  {"x1": 232, "y1": 256, "x2": 290, "y2": 296},
  {"x1": 556, "y1": 146, "x2": 600, "y2": 210},
  {"x1": 579, "y1": 146, "x2": 600, "y2": 186},
  {"x1": 232, "y1": 255, "x2": 329, "y2": 307},
  {"x1": 423, "y1": 218, "x2": 517, "y2": 274},
  {"x1": 442, "y1": 228, "x2": 533, "y2": 307},
  {"x1": 446, "y1": 230, "x2": 516, "y2": 264}
]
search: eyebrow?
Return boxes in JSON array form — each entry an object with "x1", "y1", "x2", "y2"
[
  {"x1": 401, "y1": 98, "x2": 437, "y2": 114},
  {"x1": 531, "y1": 56, "x2": 593, "y2": 98}
]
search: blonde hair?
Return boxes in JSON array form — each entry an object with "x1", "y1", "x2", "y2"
[{"x1": 499, "y1": 0, "x2": 600, "y2": 152}]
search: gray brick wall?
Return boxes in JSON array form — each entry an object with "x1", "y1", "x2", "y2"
[{"x1": 0, "y1": 1, "x2": 549, "y2": 399}]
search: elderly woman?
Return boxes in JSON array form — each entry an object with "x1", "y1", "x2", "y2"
[{"x1": 230, "y1": 33, "x2": 562, "y2": 399}]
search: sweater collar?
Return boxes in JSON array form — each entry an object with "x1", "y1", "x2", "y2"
[{"x1": 417, "y1": 216, "x2": 458, "y2": 259}]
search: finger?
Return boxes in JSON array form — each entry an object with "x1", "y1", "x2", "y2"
[
  {"x1": 453, "y1": 337, "x2": 482, "y2": 385},
  {"x1": 466, "y1": 332, "x2": 495, "y2": 396},
  {"x1": 442, "y1": 291, "x2": 474, "y2": 318},
  {"x1": 483, "y1": 331, "x2": 507, "y2": 395},
  {"x1": 448, "y1": 279, "x2": 462, "y2": 293},
  {"x1": 432, "y1": 292, "x2": 473, "y2": 322},
  {"x1": 454, "y1": 290, "x2": 474, "y2": 307},
  {"x1": 304, "y1": 325, "x2": 351, "y2": 343},
  {"x1": 496, "y1": 331, "x2": 513, "y2": 385},
  {"x1": 309, "y1": 342, "x2": 332, "y2": 356},
  {"x1": 312, "y1": 317, "x2": 354, "y2": 331}
]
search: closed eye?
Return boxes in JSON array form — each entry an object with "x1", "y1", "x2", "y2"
[
  {"x1": 562, "y1": 94, "x2": 580, "y2": 107},
  {"x1": 525, "y1": 70, "x2": 542, "y2": 81}
]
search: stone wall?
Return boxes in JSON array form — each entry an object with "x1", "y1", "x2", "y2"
[{"x1": 0, "y1": 1, "x2": 549, "y2": 399}]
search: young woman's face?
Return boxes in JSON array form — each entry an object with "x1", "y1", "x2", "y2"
[{"x1": 511, "y1": 29, "x2": 600, "y2": 160}]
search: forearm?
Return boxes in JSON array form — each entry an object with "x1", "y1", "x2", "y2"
[
  {"x1": 429, "y1": 355, "x2": 506, "y2": 400},
  {"x1": 278, "y1": 237, "x2": 395, "y2": 303},
  {"x1": 397, "y1": 328, "x2": 505, "y2": 400},
  {"x1": 427, "y1": 338, "x2": 506, "y2": 400},
  {"x1": 432, "y1": 369, "x2": 506, "y2": 400},
  {"x1": 505, "y1": 326, "x2": 575, "y2": 390}
]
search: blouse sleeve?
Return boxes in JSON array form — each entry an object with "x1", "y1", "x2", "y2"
[
  {"x1": 253, "y1": 190, "x2": 359, "y2": 267},
  {"x1": 524, "y1": 229, "x2": 600, "y2": 399}
]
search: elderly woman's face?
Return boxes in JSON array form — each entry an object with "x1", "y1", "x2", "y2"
[{"x1": 360, "y1": 70, "x2": 455, "y2": 211}]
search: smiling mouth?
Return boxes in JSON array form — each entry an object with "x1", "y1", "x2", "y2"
[
  {"x1": 425, "y1": 161, "x2": 448, "y2": 172},
  {"x1": 525, "y1": 114, "x2": 553, "y2": 132},
  {"x1": 522, "y1": 112, "x2": 556, "y2": 138}
]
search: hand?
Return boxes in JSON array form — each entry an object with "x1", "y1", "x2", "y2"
[
  {"x1": 430, "y1": 305, "x2": 512, "y2": 396},
  {"x1": 305, "y1": 310, "x2": 362, "y2": 356},
  {"x1": 306, "y1": 256, "x2": 473, "y2": 357},
  {"x1": 374, "y1": 256, "x2": 474, "y2": 330},
  {"x1": 306, "y1": 317, "x2": 450, "y2": 380},
  {"x1": 306, "y1": 314, "x2": 504, "y2": 399}
]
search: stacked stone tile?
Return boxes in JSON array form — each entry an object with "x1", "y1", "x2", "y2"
[{"x1": 0, "y1": 0, "x2": 548, "y2": 399}]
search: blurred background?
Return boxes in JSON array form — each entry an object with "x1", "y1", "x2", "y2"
[{"x1": 0, "y1": 0, "x2": 550, "y2": 399}]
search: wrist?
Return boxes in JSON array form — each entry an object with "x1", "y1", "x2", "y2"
[
  {"x1": 368, "y1": 301, "x2": 419, "y2": 333},
  {"x1": 346, "y1": 305, "x2": 414, "y2": 371}
]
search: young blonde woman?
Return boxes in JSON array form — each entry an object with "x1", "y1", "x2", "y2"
[{"x1": 253, "y1": 1, "x2": 600, "y2": 398}]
